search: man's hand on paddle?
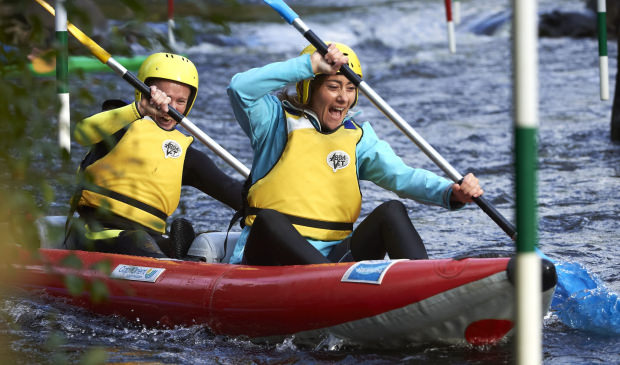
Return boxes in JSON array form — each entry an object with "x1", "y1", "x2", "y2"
[
  {"x1": 138, "y1": 86, "x2": 171, "y2": 118},
  {"x1": 451, "y1": 173, "x2": 484, "y2": 204}
]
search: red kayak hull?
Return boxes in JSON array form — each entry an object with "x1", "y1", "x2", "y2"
[{"x1": 9, "y1": 248, "x2": 554, "y2": 348}]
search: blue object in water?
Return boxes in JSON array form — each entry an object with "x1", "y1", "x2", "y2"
[{"x1": 552, "y1": 261, "x2": 620, "y2": 335}]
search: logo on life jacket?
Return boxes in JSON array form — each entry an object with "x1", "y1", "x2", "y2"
[
  {"x1": 326, "y1": 150, "x2": 350, "y2": 172},
  {"x1": 162, "y1": 139, "x2": 182, "y2": 159}
]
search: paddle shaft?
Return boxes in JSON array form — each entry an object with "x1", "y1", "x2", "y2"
[
  {"x1": 34, "y1": 0, "x2": 250, "y2": 178},
  {"x1": 265, "y1": 0, "x2": 516, "y2": 239}
]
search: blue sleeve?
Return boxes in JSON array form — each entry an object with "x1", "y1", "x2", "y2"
[
  {"x1": 356, "y1": 122, "x2": 459, "y2": 209},
  {"x1": 227, "y1": 55, "x2": 314, "y2": 150}
]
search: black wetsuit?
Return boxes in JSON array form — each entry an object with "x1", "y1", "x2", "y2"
[{"x1": 243, "y1": 200, "x2": 428, "y2": 265}]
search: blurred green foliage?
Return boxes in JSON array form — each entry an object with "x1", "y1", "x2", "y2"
[
  {"x1": 0, "y1": 1, "x2": 215, "y2": 362},
  {"x1": 0, "y1": 1, "x2": 254, "y2": 361},
  {"x1": 1, "y1": 1, "x2": 64, "y2": 250},
  {"x1": 0, "y1": 0, "x2": 243, "y2": 248}
]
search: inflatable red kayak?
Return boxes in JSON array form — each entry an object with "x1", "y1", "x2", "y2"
[{"x1": 8, "y1": 217, "x2": 557, "y2": 348}]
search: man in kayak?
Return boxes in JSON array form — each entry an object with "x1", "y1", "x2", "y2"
[
  {"x1": 226, "y1": 42, "x2": 483, "y2": 265},
  {"x1": 65, "y1": 52, "x2": 242, "y2": 259}
]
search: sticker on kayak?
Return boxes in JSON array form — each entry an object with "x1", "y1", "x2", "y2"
[
  {"x1": 110, "y1": 264, "x2": 165, "y2": 283},
  {"x1": 341, "y1": 260, "x2": 402, "y2": 285}
]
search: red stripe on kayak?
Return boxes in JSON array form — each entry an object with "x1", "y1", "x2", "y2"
[{"x1": 465, "y1": 319, "x2": 514, "y2": 346}]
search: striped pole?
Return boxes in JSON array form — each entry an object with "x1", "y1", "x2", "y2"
[
  {"x1": 56, "y1": 0, "x2": 70, "y2": 154},
  {"x1": 444, "y1": 0, "x2": 456, "y2": 53},
  {"x1": 597, "y1": 0, "x2": 609, "y2": 100},
  {"x1": 453, "y1": 0, "x2": 461, "y2": 25},
  {"x1": 513, "y1": 0, "x2": 541, "y2": 363},
  {"x1": 168, "y1": 0, "x2": 177, "y2": 49}
]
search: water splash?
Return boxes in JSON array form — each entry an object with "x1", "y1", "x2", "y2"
[{"x1": 552, "y1": 261, "x2": 620, "y2": 335}]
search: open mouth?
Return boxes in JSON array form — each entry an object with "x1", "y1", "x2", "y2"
[
  {"x1": 158, "y1": 117, "x2": 177, "y2": 130},
  {"x1": 329, "y1": 107, "x2": 344, "y2": 120}
]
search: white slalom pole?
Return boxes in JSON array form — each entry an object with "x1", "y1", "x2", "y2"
[
  {"x1": 453, "y1": 0, "x2": 461, "y2": 25},
  {"x1": 597, "y1": 0, "x2": 609, "y2": 100},
  {"x1": 513, "y1": 0, "x2": 542, "y2": 363},
  {"x1": 167, "y1": 0, "x2": 177, "y2": 50},
  {"x1": 56, "y1": 0, "x2": 70, "y2": 154},
  {"x1": 445, "y1": 0, "x2": 456, "y2": 53}
]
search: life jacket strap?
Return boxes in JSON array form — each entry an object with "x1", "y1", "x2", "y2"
[
  {"x1": 246, "y1": 207, "x2": 353, "y2": 231},
  {"x1": 83, "y1": 185, "x2": 168, "y2": 221},
  {"x1": 84, "y1": 225, "x2": 124, "y2": 240}
]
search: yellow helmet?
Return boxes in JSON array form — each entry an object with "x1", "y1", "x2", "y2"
[
  {"x1": 296, "y1": 42, "x2": 363, "y2": 107},
  {"x1": 135, "y1": 53, "x2": 199, "y2": 116}
]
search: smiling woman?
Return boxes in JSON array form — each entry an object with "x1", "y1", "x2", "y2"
[
  {"x1": 307, "y1": 75, "x2": 358, "y2": 130},
  {"x1": 226, "y1": 40, "x2": 484, "y2": 267},
  {"x1": 297, "y1": 43, "x2": 362, "y2": 131}
]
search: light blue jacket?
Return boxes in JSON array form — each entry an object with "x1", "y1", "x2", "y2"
[{"x1": 226, "y1": 54, "x2": 458, "y2": 264}]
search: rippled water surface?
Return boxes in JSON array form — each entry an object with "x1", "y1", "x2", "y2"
[{"x1": 2, "y1": 0, "x2": 619, "y2": 363}]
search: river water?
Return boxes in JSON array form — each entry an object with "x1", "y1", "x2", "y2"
[{"x1": 2, "y1": 0, "x2": 619, "y2": 363}]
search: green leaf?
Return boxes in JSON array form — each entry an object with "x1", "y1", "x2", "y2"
[
  {"x1": 79, "y1": 347, "x2": 108, "y2": 365},
  {"x1": 89, "y1": 279, "x2": 109, "y2": 304},
  {"x1": 90, "y1": 260, "x2": 112, "y2": 275},
  {"x1": 63, "y1": 274, "x2": 85, "y2": 296},
  {"x1": 41, "y1": 182, "x2": 55, "y2": 203},
  {"x1": 45, "y1": 331, "x2": 68, "y2": 364},
  {"x1": 60, "y1": 253, "x2": 83, "y2": 269}
]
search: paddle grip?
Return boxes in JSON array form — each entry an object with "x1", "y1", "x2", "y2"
[
  {"x1": 473, "y1": 195, "x2": 517, "y2": 240},
  {"x1": 123, "y1": 72, "x2": 185, "y2": 123},
  {"x1": 263, "y1": 0, "x2": 298, "y2": 24},
  {"x1": 304, "y1": 30, "x2": 363, "y2": 87}
]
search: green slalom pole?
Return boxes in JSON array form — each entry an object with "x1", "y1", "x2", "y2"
[
  {"x1": 513, "y1": 0, "x2": 541, "y2": 363},
  {"x1": 597, "y1": 0, "x2": 609, "y2": 101},
  {"x1": 56, "y1": 0, "x2": 70, "y2": 154}
]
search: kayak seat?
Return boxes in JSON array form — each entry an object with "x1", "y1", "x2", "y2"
[
  {"x1": 35, "y1": 216, "x2": 240, "y2": 263},
  {"x1": 186, "y1": 231, "x2": 240, "y2": 264}
]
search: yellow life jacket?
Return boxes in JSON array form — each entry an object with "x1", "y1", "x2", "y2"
[
  {"x1": 78, "y1": 118, "x2": 193, "y2": 233},
  {"x1": 245, "y1": 109, "x2": 363, "y2": 241}
]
